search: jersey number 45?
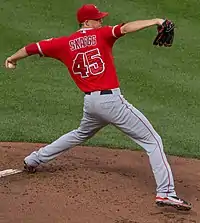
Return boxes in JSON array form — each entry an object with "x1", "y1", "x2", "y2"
[{"x1": 72, "y1": 48, "x2": 105, "y2": 78}]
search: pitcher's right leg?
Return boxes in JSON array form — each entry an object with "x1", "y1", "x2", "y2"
[
  {"x1": 107, "y1": 95, "x2": 191, "y2": 210},
  {"x1": 113, "y1": 96, "x2": 176, "y2": 197}
]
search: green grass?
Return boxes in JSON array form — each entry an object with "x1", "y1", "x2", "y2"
[{"x1": 1, "y1": 0, "x2": 200, "y2": 158}]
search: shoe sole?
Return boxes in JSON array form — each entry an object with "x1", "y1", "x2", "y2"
[{"x1": 156, "y1": 201, "x2": 191, "y2": 211}]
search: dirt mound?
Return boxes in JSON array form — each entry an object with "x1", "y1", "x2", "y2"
[{"x1": 0, "y1": 142, "x2": 199, "y2": 223}]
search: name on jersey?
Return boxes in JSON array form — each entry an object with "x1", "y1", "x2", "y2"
[{"x1": 69, "y1": 35, "x2": 97, "y2": 51}]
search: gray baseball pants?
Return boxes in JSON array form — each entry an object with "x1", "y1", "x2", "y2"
[{"x1": 24, "y1": 88, "x2": 176, "y2": 197}]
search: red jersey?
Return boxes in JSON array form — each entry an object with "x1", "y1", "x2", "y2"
[{"x1": 32, "y1": 24, "x2": 125, "y2": 92}]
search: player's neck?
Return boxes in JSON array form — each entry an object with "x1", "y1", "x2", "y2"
[
  {"x1": 81, "y1": 25, "x2": 93, "y2": 29},
  {"x1": 80, "y1": 27, "x2": 94, "y2": 30}
]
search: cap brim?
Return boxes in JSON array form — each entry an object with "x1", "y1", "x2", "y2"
[{"x1": 95, "y1": 12, "x2": 109, "y2": 20}]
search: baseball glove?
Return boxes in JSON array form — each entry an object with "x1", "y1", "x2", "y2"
[{"x1": 153, "y1": 19, "x2": 175, "y2": 47}]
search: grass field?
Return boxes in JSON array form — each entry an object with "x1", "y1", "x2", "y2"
[{"x1": 1, "y1": 0, "x2": 200, "y2": 158}]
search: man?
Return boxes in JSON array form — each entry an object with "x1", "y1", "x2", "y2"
[{"x1": 4, "y1": 4, "x2": 191, "y2": 211}]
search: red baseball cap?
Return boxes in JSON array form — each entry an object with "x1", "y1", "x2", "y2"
[{"x1": 77, "y1": 4, "x2": 109, "y2": 23}]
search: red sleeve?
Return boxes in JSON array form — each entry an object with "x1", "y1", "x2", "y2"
[
  {"x1": 37, "y1": 37, "x2": 67, "y2": 59},
  {"x1": 111, "y1": 24, "x2": 126, "y2": 38},
  {"x1": 25, "y1": 37, "x2": 67, "y2": 60},
  {"x1": 100, "y1": 23, "x2": 126, "y2": 44}
]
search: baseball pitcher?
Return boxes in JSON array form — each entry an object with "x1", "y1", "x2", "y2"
[{"x1": 4, "y1": 4, "x2": 191, "y2": 211}]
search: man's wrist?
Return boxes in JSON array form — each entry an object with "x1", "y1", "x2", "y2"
[
  {"x1": 155, "y1": 18, "x2": 165, "y2": 26},
  {"x1": 7, "y1": 57, "x2": 17, "y2": 64}
]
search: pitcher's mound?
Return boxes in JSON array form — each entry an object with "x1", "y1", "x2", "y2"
[{"x1": 0, "y1": 142, "x2": 199, "y2": 222}]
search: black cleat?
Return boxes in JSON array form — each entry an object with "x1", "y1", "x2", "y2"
[{"x1": 23, "y1": 161, "x2": 36, "y2": 173}]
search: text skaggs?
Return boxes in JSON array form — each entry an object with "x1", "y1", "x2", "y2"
[{"x1": 69, "y1": 35, "x2": 97, "y2": 51}]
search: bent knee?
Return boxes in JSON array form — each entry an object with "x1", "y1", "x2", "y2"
[
  {"x1": 73, "y1": 128, "x2": 95, "y2": 140},
  {"x1": 155, "y1": 133, "x2": 162, "y2": 144},
  {"x1": 146, "y1": 132, "x2": 163, "y2": 153}
]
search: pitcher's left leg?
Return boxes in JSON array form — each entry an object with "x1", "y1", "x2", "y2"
[{"x1": 24, "y1": 111, "x2": 107, "y2": 172}]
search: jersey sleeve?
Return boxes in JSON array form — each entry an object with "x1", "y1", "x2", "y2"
[
  {"x1": 36, "y1": 37, "x2": 66, "y2": 59},
  {"x1": 100, "y1": 23, "x2": 126, "y2": 45}
]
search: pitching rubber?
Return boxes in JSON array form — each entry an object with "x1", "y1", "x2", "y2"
[{"x1": 0, "y1": 169, "x2": 23, "y2": 178}]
